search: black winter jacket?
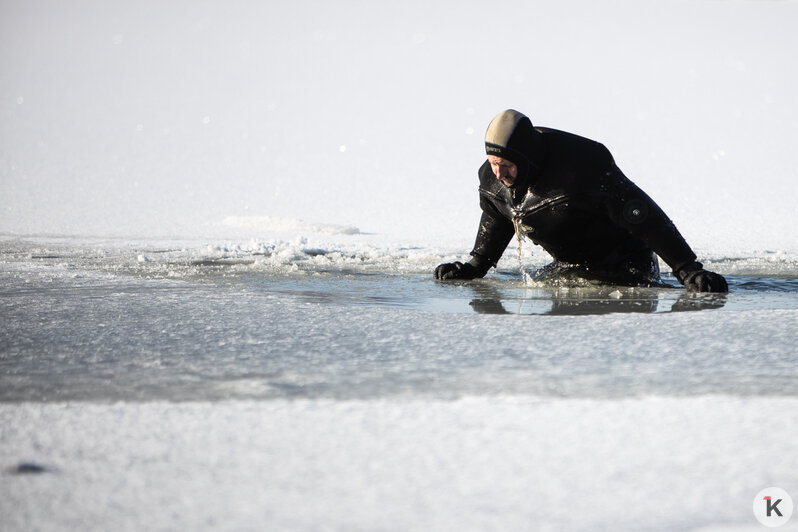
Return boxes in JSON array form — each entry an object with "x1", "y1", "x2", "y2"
[{"x1": 471, "y1": 127, "x2": 697, "y2": 276}]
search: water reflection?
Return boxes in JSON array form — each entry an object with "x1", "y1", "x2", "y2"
[{"x1": 466, "y1": 282, "x2": 727, "y2": 316}]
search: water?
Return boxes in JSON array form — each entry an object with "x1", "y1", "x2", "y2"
[{"x1": 258, "y1": 271, "x2": 798, "y2": 315}]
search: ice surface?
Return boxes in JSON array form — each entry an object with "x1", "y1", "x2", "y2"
[
  {"x1": 2, "y1": 239, "x2": 797, "y2": 403},
  {"x1": 2, "y1": 397, "x2": 798, "y2": 531},
  {"x1": 2, "y1": 236, "x2": 798, "y2": 531},
  {"x1": 2, "y1": 0, "x2": 798, "y2": 530}
]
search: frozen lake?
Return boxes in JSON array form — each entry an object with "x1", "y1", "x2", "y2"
[
  {"x1": 2, "y1": 236, "x2": 798, "y2": 531},
  {"x1": 3, "y1": 0, "x2": 798, "y2": 528},
  {"x1": 2, "y1": 237, "x2": 798, "y2": 403},
  {"x1": 0, "y1": 237, "x2": 798, "y2": 530}
]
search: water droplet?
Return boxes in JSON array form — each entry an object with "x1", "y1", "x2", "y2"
[
  {"x1": 202, "y1": 116, "x2": 211, "y2": 124},
  {"x1": 16, "y1": 96, "x2": 24, "y2": 105},
  {"x1": 339, "y1": 145, "x2": 347, "y2": 153},
  {"x1": 465, "y1": 127, "x2": 474, "y2": 135}
]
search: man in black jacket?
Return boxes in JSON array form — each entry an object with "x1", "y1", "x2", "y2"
[{"x1": 434, "y1": 109, "x2": 728, "y2": 292}]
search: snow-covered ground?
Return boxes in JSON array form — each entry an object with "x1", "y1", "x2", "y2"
[
  {"x1": 3, "y1": 397, "x2": 798, "y2": 531},
  {"x1": 2, "y1": 0, "x2": 797, "y2": 253},
  {"x1": 2, "y1": 0, "x2": 798, "y2": 530}
]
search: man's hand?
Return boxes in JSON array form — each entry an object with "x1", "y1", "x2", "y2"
[
  {"x1": 676, "y1": 262, "x2": 728, "y2": 293},
  {"x1": 434, "y1": 261, "x2": 480, "y2": 280}
]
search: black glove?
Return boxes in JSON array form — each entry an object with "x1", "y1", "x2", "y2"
[
  {"x1": 675, "y1": 262, "x2": 728, "y2": 293},
  {"x1": 434, "y1": 259, "x2": 487, "y2": 280},
  {"x1": 434, "y1": 261, "x2": 478, "y2": 280}
]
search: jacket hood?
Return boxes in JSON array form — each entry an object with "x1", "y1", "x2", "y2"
[{"x1": 485, "y1": 109, "x2": 542, "y2": 186}]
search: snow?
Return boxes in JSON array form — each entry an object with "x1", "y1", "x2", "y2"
[
  {"x1": 222, "y1": 216, "x2": 360, "y2": 235},
  {"x1": 2, "y1": 0, "x2": 798, "y2": 530},
  {"x1": 2, "y1": 397, "x2": 798, "y2": 531},
  {"x1": 2, "y1": 0, "x2": 798, "y2": 253}
]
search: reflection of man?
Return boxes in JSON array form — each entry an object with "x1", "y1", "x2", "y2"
[
  {"x1": 466, "y1": 282, "x2": 726, "y2": 316},
  {"x1": 434, "y1": 109, "x2": 728, "y2": 292}
]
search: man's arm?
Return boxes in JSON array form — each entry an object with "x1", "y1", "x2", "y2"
[
  {"x1": 599, "y1": 166, "x2": 728, "y2": 292},
  {"x1": 470, "y1": 195, "x2": 516, "y2": 268},
  {"x1": 434, "y1": 193, "x2": 514, "y2": 280}
]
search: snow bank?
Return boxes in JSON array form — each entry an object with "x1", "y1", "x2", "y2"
[
  {"x1": 222, "y1": 216, "x2": 360, "y2": 235},
  {"x1": 2, "y1": 397, "x2": 797, "y2": 531}
]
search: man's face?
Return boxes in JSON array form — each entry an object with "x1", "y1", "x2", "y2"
[{"x1": 487, "y1": 155, "x2": 519, "y2": 187}]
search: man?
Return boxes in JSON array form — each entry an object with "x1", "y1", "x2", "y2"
[{"x1": 434, "y1": 109, "x2": 728, "y2": 292}]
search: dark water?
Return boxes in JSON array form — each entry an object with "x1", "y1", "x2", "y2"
[{"x1": 250, "y1": 271, "x2": 798, "y2": 316}]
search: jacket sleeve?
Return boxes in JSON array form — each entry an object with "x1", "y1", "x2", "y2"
[
  {"x1": 470, "y1": 193, "x2": 515, "y2": 267},
  {"x1": 598, "y1": 165, "x2": 697, "y2": 272}
]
